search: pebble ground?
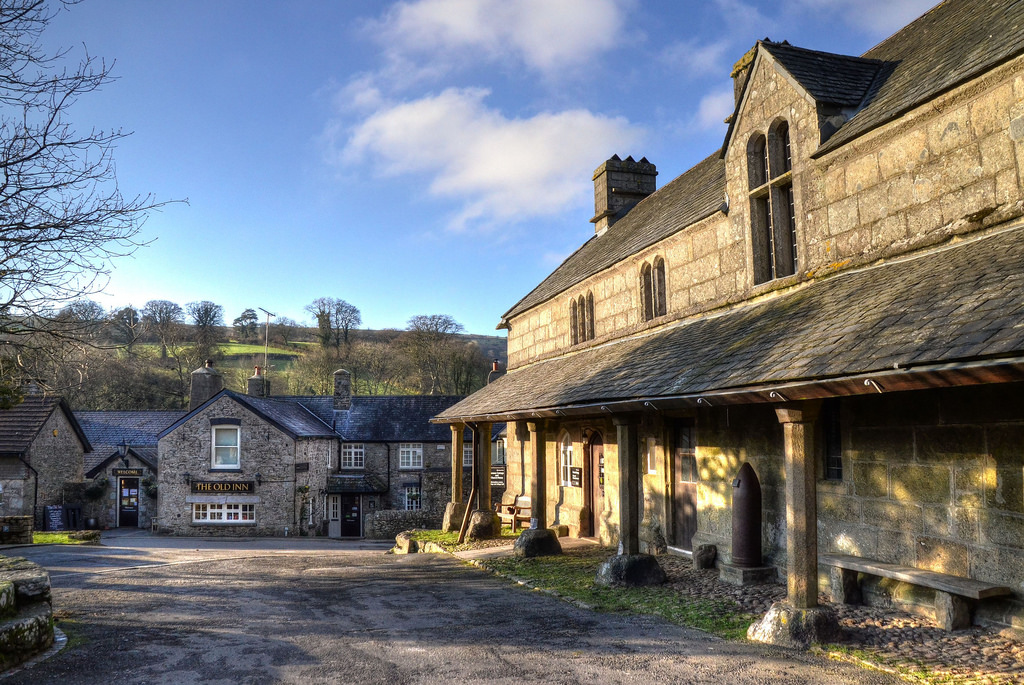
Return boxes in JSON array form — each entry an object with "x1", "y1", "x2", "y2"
[{"x1": 658, "y1": 555, "x2": 1024, "y2": 684}]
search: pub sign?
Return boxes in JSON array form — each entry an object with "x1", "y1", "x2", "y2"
[{"x1": 190, "y1": 481, "x2": 255, "y2": 494}]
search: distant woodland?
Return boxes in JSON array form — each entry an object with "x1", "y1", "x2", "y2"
[{"x1": 5, "y1": 298, "x2": 507, "y2": 410}]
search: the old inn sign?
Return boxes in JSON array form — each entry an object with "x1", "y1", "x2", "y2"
[{"x1": 190, "y1": 481, "x2": 255, "y2": 494}]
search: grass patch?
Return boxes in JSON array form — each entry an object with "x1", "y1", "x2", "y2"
[
  {"x1": 408, "y1": 527, "x2": 520, "y2": 552},
  {"x1": 484, "y1": 545, "x2": 754, "y2": 639},
  {"x1": 32, "y1": 531, "x2": 99, "y2": 545},
  {"x1": 218, "y1": 342, "x2": 297, "y2": 356}
]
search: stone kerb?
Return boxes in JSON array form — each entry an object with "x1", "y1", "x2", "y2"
[{"x1": 0, "y1": 555, "x2": 54, "y2": 670}]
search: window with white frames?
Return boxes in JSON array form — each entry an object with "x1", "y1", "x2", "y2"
[
  {"x1": 559, "y1": 434, "x2": 574, "y2": 486},
  {"x1": 192, "y1": 502, "x2": 254, "y2": 523},
  {"x1": 399, "y1": 443, "x2": 423, "y2": 469},
  {"x1": 211, "y1": 426, "x2": 240, "y2": 469},
  {"x1": 463, "y1": 444, "x2": 473, "y2": 467},
  {"x1": 494, "y1": 438, "x2": 506, "y2": 465},
  {"x1": 341, "y1": 443, "x2": 364, "y2": 469},
  {"x1": 405, "y1": 486, "x2": 421, "y2": 510}
]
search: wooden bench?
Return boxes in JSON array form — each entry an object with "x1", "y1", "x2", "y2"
[
  {"x1": 822, "y1": 553, "x2": 1013, "y2": 630},
  {"x1": 495, "y1": 495, "x2": 532, "y2": 532}
]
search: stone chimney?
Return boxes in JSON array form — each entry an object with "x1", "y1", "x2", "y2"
[
  {"x1": 731, "y1": 43, "x2": 758, "y2": 105},
  {"x1": 247, "y1": 366, "x2": 270, "y2": 398},
  {"x1": 189, "y1": 360, "x2": 224, "y2": 411},
  {"x1": 590, "y1": 155, "x2": 657, "y2": 234},
  {"x1": 333, "y1": 369, "x2": 351, "y2": 411}
]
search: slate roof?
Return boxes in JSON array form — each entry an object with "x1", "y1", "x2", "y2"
[
  {"x1": 501, "y1": 152, "x2": 726, "y2": 322},
  {"x1": 159, "y1": 392, "x2": 466, "y2": 444},
  {"x1": 817, "y1": 0, "x2": 1024, "y2": 155},
  {"x1": 436, "y1": 223, "x2": 1024, "y2": 421},
  {"x1": 76, "y1": 411, "x2": 184, "y2": 473},
  {"x1": 0, "y1": 395, "x2": 91, "y2": 457},
  {"x1": 760, "y1": 41, "x2": 883, "y2": 107}
]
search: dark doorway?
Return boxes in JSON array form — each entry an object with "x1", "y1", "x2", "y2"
[
  {"x1": 586, "y1": 433, "x2": 604, "y2": 537},
  {"x1": 340, "y1": 495, "x2": 361, "y2": 537},
  {"x1": 119, "y1": 477, "x2": 140, "y2": 528},
  {"x1": 672, "y1": 423, "x2": 698, "y2": 551}
]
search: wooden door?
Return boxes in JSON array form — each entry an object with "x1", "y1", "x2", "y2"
[
  {"x1": 328, "y1": 495, "x2": 342, "y2": 538},
  {"x1": 340, "y1": 495, "x2": 360, "y2": 537},
  {"x1": 587, "y1": 434, "x2": 604, "y2": 537},
  {"x1": 672, "y1": 423, "x2": 698, "y2": 551},
  {"x1": 119, "y1": 478, "x2": 140, "y2": 528}
]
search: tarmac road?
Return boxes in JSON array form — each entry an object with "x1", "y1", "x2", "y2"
[{"x1": 4, "y1": 532, "x2": 899, "y2": 684}]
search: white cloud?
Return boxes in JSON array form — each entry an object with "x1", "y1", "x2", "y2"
[
  {"x1": 371, "y1": 0, "x2": 627, "y2": 78},
  {"x1": 336, "y1": 87, "x2": 642, "y2": 231},
  {"x1": 661, "y1": 39, "x2": 733, "y2": 80},
  {"x1": 695, "y1": 89, "x2": 735, "y2": 131}
]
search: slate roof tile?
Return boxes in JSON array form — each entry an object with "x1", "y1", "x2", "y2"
[
  {"x1": 760, "y1": 41, "x2": 882, "y2": 106},
  {"x1": 0, "y1": 396, "x2": 91, "y2": 457},
  {"x1": 437, "y1": 225, "x2": 1024, "y2": 421}
]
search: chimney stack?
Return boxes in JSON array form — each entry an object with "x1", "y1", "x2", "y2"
[
  {"x1": 189, "y1": 360, "x2": 224, "y2": 411},
  {"x1": 590, "y1": 155, "x2": 657, "y2": 234},
  {"x1": 333, "y1": 369, "x2": 351, "y2": 411},
  {"x1": 487, "y1": 359, "x2": 505, "y2": 385},
  {"x1": 247, "y1": 366, "x2": 270, "y2": 398}
]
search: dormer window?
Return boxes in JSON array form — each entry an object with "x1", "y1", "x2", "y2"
[
  {"x1": 570, "y1": 292, "x2": 595, "y2": 345},
  {"x1": 641, "y1": 257, "x2": 667, "y2": 322},
  {"x1": 749, "y1": 121, "x2": 797, "y2": 285}
]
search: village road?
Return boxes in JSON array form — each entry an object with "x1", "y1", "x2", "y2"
[{"x1": 5, "y1": 533, "x2": 899, "y2": 684}]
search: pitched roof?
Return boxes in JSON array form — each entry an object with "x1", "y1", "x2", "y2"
[
  {"x1": 760, "y1": 41, "x2": 883, "y2": 107},
  {"x1": 501, "y1": 152, "x2": 726, "y2": 322},
  {"x1": 76, "y1": 411, "x2": 184, "y2": 472},
  {"x1": 436, "y1": 222, "x2": 1024, "y2": 421},
  {"x1": 0, "y1": 395, "x2": 91, "y2": 456},
  {"x1": 228, "y1": 393, "x2": 337, "y2": 439},
  {"x1": 816, "y1": 0, "x2": 1024, "y2": 155}
]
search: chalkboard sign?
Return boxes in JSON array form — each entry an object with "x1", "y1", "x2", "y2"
[
  {"x1": 45, "y1": 505, "x2": 65, "y2": 531},
  {"x1": 569, "y1": 466, "x2": 583, "y2": 488},
  {"x1": 490, "y1": 465, "x2": 506, "y2": 487}
]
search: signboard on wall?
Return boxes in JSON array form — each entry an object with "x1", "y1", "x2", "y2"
[
  {"x1": 490, "y1": 465, "x2": 506, "y2": 487},
  {"x1": 113, "y1": 468, "x2": 143, "y2": 477},
  {"x1": 569, "y1": 467, "x2": 583, "y2": 488},
  {"x1": 190, "y1": 481, "x2": 255, "y2": 494}
]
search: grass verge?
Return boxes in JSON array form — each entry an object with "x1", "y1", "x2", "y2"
[
  {"x1": 408, "y1": 528, "x2": 520, "y2": 552},
  {"x1": 32, "y1": 531, "x2": 100, "y2": 545}
]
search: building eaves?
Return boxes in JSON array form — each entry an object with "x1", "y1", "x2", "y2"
[
  {"x1": 436, "y1": 221, "x2": 1024, "y2": 422},
  {"x1": 501, "y1": 152, "x2": 726, "y2": 323}
]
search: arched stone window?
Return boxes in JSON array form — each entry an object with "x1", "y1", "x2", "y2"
[
  {"x1": 577, "y1": 295, "x2": 587, "y2": 343},
  {"x1": 585, "y1": 291, "x2": 595, "y2": 340},
  {"x1": 749, "y1": 121, "x2": 797, "y2": 285},
  {"x1": 641, "y1": 258, "x2": 667, "y2": 322},
  {"x1": 569, "y1": 298, "x2": 579, "y2": 346}
]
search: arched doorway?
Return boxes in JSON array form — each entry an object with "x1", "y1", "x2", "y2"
[{"x1": 585, "y1": 432, "x2": 604, "y2": 537}]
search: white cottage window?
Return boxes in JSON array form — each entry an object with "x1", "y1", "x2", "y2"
[
  {"x1": 400, "y1": 443, "x2": 423, "y2": 469},
  {"x1": 341, "y1": 443, "x2": 365, "y2": 469},
  {"x1": 211, "y1": 426, "x2": 240, "y2": 469}
]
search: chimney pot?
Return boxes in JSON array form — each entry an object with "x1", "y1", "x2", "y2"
[
  {"x1": 247, "y1": 366, "x2": 269, "y2": 398},
  {"x1": 333, "y1": 369, "x2": 352, "y2": 411}
]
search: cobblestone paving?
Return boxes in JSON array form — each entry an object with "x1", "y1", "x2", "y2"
[{"x1": 658, "y1": 556, "x2": 1024, "y2": 684}]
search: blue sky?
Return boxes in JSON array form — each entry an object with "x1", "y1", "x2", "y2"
[{"x1": 42, "y1": 0, "x2": 936, "y2": 335}]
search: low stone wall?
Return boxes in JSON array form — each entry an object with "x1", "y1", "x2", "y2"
[
  {"x1": 0, "y1": 517, "x2": 32, "y2": 545},
  {"x1": 363, "y1": 510, "x2": 442, "y2": 540},
  {"x1": 0, "y1": 555, "x2": 54, "y2": 670}
]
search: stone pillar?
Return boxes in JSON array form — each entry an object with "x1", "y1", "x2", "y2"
[
  {"x1": 476, "y1": 422, "x2": 492, "y2": 510},
  {"x1": 527, "y1": 420, "x2": 547, "y2": 529},
  {"x1": 614, "y1": 415, "x2": 640, "y2": 555},
  {"x1": 449, "y1": 423, "x2": 464, "y2": 503},
  {"x1": 775, "y1": 401, "x2": 822, "y2": 609}
]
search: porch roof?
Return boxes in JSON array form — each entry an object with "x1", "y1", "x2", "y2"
[{"x1": 435, "y1": 222, "x2": 1024, "y2": 423}]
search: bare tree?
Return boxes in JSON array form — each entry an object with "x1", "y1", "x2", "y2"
[
  {"x1": 305, "y1": 298, "x2": 333, "y2": 349},
  {"x1": 401, "y1": 314, "x2": 465, "y2": 394},
  {"x1": 271, "y1": 316, "x2": 298, "y2": 346},
  {"x1": 186, "y1": 300, "x2": 224, "y2": 359},
  {"x1": 141, "y1": 299, "x2": 184, "y2": 359},
  {"x1": 332, "y1": 300, "x2": 361, "y2": 347},
  {"x1": 350, "y1": 340, "x2": 410, "y2": 395},
  {"x1": 107, "y1": 305, "x2": 143, "y2": 356},
  {"x1": 0, "y1": 1, "x2": 169, "y2": 394}
]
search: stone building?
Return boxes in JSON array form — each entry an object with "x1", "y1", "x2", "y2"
[
  {"x1": 436, "y1": 0, "x2": 1024, "y2": 633},
  {"x1": 156, "y1": 364, "x2": 469, "y2": 537},
  {"x1": 0, "y1": 393, "x2": 91, "y2": 529},
  {"x1": 76, "y1": 410, "x2": 186, "y2": 530}
]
